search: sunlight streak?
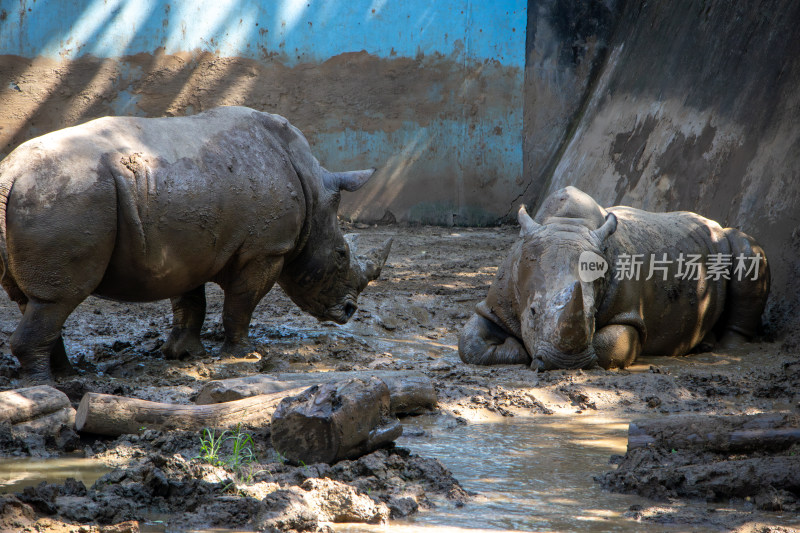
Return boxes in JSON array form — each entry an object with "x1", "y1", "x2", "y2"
[{"x1": 277, "y1": 0, "x2": 310, "y2": 36}]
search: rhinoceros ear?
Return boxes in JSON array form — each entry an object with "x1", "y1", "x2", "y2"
[
  {"x1": 518, "y1": 205, "x2": 540, "y2": 237},
  {"x1": 323, "y1": 168, "x2": 377, "y2": 192},
  {"x1": 591, "y1": 213, "x2": 618, "y2": 242}
]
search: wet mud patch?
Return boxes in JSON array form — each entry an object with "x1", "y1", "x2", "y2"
[
  {"x1": 5, "y1": 427, "x2": 466, "y2": 532},
  {"x1": 600, "y1": 444, "x2": 800, "y2": 512}
]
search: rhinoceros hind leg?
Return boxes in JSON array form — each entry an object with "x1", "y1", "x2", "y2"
[
  {"x1": 218, "y1": 256, "x2": 283, "y2": 359},
  {"x1": 717, "y1": 228, "x2": 771, "y2": 343},
  {"x1": 163, "y1": 285, "x2": 207, "y2": 360},
  {"x1": 50, "y1": 336, "x2": 78, "y2": 377},
  {"x1": 458, "y1": 314, "x2": 531, "y2": 366},
  {"x1": 593, "y1": 324, "x2": 641, "y2": 369},
  {"x1": 717, "y1": 330, "x2": 749, "y2": 350},
  {"x1": 11, "y1": 299, "x2": 80, "y2": 384},
  {"x1": 695, "y1": 329, "x2": 717, "y2": 353}
]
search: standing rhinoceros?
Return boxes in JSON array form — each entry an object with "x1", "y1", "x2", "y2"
[
  {"x1": 459, "y1": 186, "x2": 769, "y2": 370},
  {"x1": 0, "y1": 106, "x2": 392, "y2": 383}
]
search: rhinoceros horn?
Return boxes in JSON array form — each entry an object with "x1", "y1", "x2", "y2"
[
  {"x1": 554, "y1": 281, "x2": 589, "y2": 354},
  {"x1": 323, "y1": 168, "x2": 377, "y2": 192},
  {"x1": 345, "y1": 234, "x2": 393, "y2": 288},
  {"x1": 518, "y1": 205, "x2": 540, "y2": 237}
]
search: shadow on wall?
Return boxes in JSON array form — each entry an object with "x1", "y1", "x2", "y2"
[
  {"x1": 527, "y1": 0, "x2": 800, "y2": 338},
  {"x1": 0, "y1": 0, "x2": 526, "y2": 226}
]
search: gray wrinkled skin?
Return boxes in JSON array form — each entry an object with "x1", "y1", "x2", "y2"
[
  {"x1": 0, "y1": 106, "x2": 392, "y2": 383},
  {"x1": 459, "y1": 186, "x2": 770, "y2": 370}
]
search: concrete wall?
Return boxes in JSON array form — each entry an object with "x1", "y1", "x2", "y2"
[
  {"x1": 526, "y1": 0, "x2": 800, "y2": 337},
  {"x1": 0, "y1": 0, "x2": 527, "y2": 225},
  {"x1": 522, "y1": 0, "x2": 620, "y2": 205}
]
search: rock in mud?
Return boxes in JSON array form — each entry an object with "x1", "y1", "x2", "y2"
[
  {"x1": 254, "y1": 478, "x2": 389, "y2": 531},
  {"x1": 0, "y1": 494, "x2": 36, "y2": 531}
]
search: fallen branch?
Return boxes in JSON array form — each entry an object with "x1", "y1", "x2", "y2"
[
  {"x1": 196, "y1": 370, "x2": 437, "y2": 415},
  {"x1": 75, "y1": 388, "x2": 307, "y2": 436},
  {"x1": 0, "y1": 386, "x2": 72, "y2": 425},
  {"x1": 12, "y1": 407, "x2": 76, "y2": 435}
]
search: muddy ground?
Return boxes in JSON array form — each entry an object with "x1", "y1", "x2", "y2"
[{"x1": 0, "y1": 225, "x2": 798, "y2": 532}]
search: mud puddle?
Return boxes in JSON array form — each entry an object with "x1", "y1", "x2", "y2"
[
  {"x1": 336, "y1": 415, "x2": 675, "y2": 532},
  {"x1": 0, "y1": 457, "x2": 110, "y2": 493}
]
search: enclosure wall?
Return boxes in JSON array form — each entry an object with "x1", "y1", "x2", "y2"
[{"x1": 0, "y1": 0, "x2": 526, "y2": 225}]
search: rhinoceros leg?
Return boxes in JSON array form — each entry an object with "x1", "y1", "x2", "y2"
[
  {"x1": 10, "y1": 299, "x2": 81, "y2": 383},
  {"x1": 50, "y1": 337, "x2": 78, "y2": 377},
  {"x1": 163, "y1": 285, "x2": 207, "y2": 360},
  {"x1": 218, "y1": 256, "x2": 284, "y2": 358},
  {"x1": 12, "y1": 298, "x2": 75, "y2": 377},
  {"x1": 458, "y1": 314, "x2": 531, "y2": 366},
  {"x1": 716, "y1": 229, "x2": 771, "y2": 348},
  {"x1": 593, "y1": 324, "x2": 641, "y2": 369}
]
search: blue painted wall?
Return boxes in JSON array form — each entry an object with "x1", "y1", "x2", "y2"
[
  {"x1": 0, "y1": 0, "x2": 526, "y2": 224},
  {"x1": 1, "y1": 0, "x2": 524, "y2": 66}
]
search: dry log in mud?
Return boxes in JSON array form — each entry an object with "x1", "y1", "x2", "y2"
[
  {"x1": 271, "y1": 377, "x2": 403, "y2": 465},
  {"x1": 0, "y1": 386, "x2": 76, "y2": 436},
  {"x1": 196, "y1": 370, "x2": 437, "y2": 415},
  {"x1": 0, "y1": 386, "x2": 72, "y2": 425},
  {"x1": 628, "y1": 413, "x2": 800, "y2": 453},
  {"x1": 12, "y1": 407, "x2": 76, "y2": 435},
  {"x1": 75, "y1": 388, "x2": 307, "y2": 436}
]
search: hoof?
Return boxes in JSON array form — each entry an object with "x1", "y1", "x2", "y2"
[
  {"x1": 162, "y1": 330, "x2": 207, "y2": 360},
  {"x1": 51, "y1": 337, "x2": 78, "y2": 378},
  {"x1": 52, "y1": 363, "x2": 79, "y2": 379},
  {"x1": 219, "y1": 339, "x2": 264, "y2": 359},
  {"x1": 717, "y1": 331, "x2": 749, "y2": 351},
  {"x1": 18, "y1": 369, "x2": 55, "y2": 386}
]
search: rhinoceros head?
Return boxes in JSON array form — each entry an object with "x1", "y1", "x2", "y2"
[
  {"x1": 515, "y1": 205, "x2": 617, "y2": 370},
  {"x1": 279, "y1": 168, "x2": 392, "y2": 324}
]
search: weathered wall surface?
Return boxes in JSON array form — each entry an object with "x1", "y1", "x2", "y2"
[
  {"x1": 0, "y1": 0, "x2": 526, "y2": 225},
  {"x1": 530, "y1": 1, "x2": 800, "y2": 336},
  {"x1": 522, "y1": 0, "x2": 620, "y2": 206}
]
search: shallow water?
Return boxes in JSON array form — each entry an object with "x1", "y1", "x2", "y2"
[
  {"x1": 0, "y1": 456, "x2": 111, "y2": 493},
  {"x1": 334, "y1": 414, "x2": 661, "y2": 533}
]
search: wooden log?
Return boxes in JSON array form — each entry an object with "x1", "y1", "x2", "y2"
[
  {"x1": 12, "y1": 407, "x2": 76, "y2": 435},
  {"x1": 627, "y1": 413, "x2": 800, "y2": 453},
  {"x1": 75, "y1": 388, "x2": 307, "y2": 436},
  {"x1": 0, "y1": 386, "x2": 71, "y2": 425},
  {"x1": 271, "y1": 377, "x2": 403, "y2": 465},
  {"x1": 195, "y1": 371, "x2": 437, "y2": 415}
]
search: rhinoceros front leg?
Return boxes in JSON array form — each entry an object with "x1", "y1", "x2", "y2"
[
  {"x1": 458, "y1": 313, "x2": 531, "y2": 366},
  {"x1": 162, "y1": 285, "x2": 207, "y2": 360},
  {"x1": 218, "y1": 256, "x2": 284, "y2": 358},
  {"x1": 593, "y1": 324, "x2": 642, "y2": 369}
]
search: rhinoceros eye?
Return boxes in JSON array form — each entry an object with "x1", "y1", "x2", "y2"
[
  {"x1": 530, "y1": 306, "x2": 537, "y2": 317},
  {"x1": 336, "y1": 247, "x2": 347, "y2": 259}
]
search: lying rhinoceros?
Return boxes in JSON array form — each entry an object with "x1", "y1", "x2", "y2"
[
  {"x1": 459, "y1": 186, "x2": 769, "y2": 370},
  {"x1": 0, "y1": 106, "x2": 392, "y2": 382}
]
